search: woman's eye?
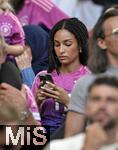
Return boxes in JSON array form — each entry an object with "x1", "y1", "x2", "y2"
[
  {"x1": 54, "y1": 43, "x2": 60, "y2": 47},
  {"x1": 65, "y1": 43, "x2": 72, "y2": 46}
]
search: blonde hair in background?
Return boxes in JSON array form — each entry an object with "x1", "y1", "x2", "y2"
[{"x1": 0, "y1": 0, "x2": 14, "y2": 13}]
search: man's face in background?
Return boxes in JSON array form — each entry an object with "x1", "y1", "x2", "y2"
[{"x1": 86, "y1": 84, "x2": 118, "y2": 130}]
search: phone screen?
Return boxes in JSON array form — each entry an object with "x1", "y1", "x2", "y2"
[
  {"x1": 45, "y1": 74, "x2": 53, "y2": 83},
  {"x1": 39, "y1": 74, "x2": 46, "y2": 86},
  {"x1": 39, "y1": 73, "x2": 53, "y2": 88}
]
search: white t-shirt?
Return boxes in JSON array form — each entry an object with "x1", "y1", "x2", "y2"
[{"x1": 45, "y1": 133, "x2": 118, "y2": 150}]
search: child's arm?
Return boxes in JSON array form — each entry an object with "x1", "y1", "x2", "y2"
[
  {"x1": 4, "y1": 43, "x2": 24, "y2": 56},
  {"x1": 4, "y1": 11, "x2": 25, "y2": 56}
]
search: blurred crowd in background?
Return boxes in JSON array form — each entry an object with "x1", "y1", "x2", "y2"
[{"x1": 0, "y1": 0, "x2": 117, "y2": 149}]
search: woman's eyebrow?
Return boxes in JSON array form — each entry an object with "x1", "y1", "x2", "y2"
[{"x1": 54, "y1": 39, "x2": 73, "y2": 42}]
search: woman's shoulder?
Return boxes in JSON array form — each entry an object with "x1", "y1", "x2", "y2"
[
  {"x1": 79, "y1": 65, "x2": 91, "y2": 74},
  {"x1": 34, "y1": 70, "x2": 48, "y2": 81},
  {"x1": 36, "y1": 70, "x2": 48, "y2": 76}
]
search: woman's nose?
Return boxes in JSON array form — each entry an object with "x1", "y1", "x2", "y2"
[{"x1": 59, "y1": 45, "x2": 65, "y2": 53}]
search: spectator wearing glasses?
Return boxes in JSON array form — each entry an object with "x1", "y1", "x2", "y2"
[{"x1": 65, "y1": 5, "x2": 118, "y2": 137}]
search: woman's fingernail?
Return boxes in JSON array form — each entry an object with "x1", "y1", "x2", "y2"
[
  {"x1": 46, "y1": 81, "x2": 50, "y2": 84},
  {"x1": 41, "y1": 86, "x2": 45, "y2": 89}
]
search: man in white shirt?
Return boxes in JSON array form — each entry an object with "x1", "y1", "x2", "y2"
[{"x1": 45, "y1": 76, "x2": 118, "y2": 150}]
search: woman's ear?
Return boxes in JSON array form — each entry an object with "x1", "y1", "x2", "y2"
[{"x1": 97, "y1": 38, "x2": 107, "y2": 50}]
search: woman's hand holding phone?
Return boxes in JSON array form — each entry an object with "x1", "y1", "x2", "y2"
[
  {"x1": 37, "y1": 74, "x2": 70, "y2": 106},
  {"x1": 36, "y1": 81, "x2": 47, "y2": 105},
  {"x1": 36, "y1": 74, "x2": 52, "y2": 105},
  {"x1": 40, "y1": 81, "x2": 70, "y2": 106}
]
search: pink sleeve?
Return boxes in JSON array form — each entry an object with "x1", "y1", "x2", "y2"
[
  {"x1": 32, "y1": 73, "x2": 40, "y2": 98},
  {"x1": 32, "y1": 70, "x2": 47, "y2": 97},
  {"x1": 45, "y1": 4, "x2": 69, "y2": 29},
  {"x1": 11, "y1": 25, "x2": 25, "y2": 45},
  {"x1": 10, "y1": 13, "x2": 25, "y2": 45},
  {"x1": 30, "y1": 0, "x2": 69, "y2": 29}
]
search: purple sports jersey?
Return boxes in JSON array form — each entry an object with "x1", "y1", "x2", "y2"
[
  {"x1": 0, "y1": 10, "x2": 25, "y2": 45},
  {"x1": 17, "y1": 0, "x2": 69, "y2": 29},
  {"x1": 32, "y1": 65, "x2": 90, "y2": 134}
]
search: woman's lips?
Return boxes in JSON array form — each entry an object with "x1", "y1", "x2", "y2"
[{"x1": 58, "y1": 56, "x2": 67, "y2": 60}]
